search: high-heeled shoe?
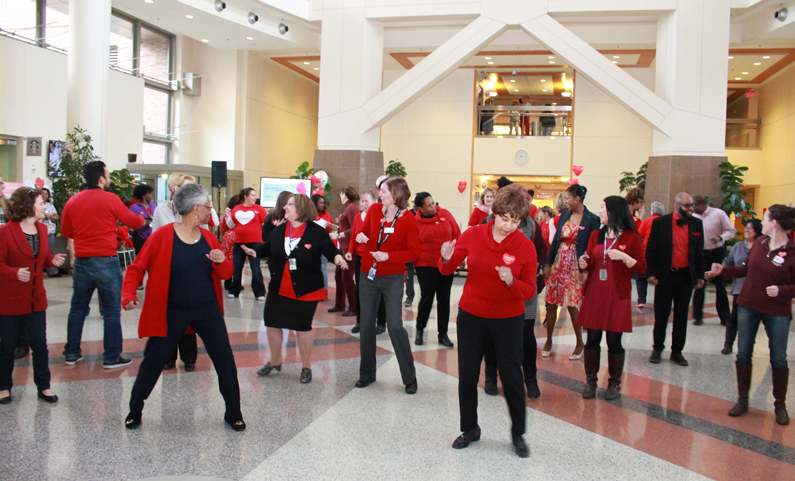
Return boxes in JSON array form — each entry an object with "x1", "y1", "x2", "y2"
[
  {"x1": 541, "y1": 350, "x2": 551, "y2": 358},
  {"x1": 569, "y1": 349, "x2": 584, "y2": 360},
  {"x1": 257, "y1": 362, "x2": 282, "y2": 376},
  {"x1": 224, "y1": 415, "x2": 246, "y2": 431},
  {"x1": 125, "y1": 412, "x2": 142, "y2": 429},
  {"x1": 0, "y1": 394, "x2": 11, "y2": 405}
]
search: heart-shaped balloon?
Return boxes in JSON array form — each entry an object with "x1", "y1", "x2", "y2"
[
  {"x1": 296, "y1": 183, "x2": 307, "y2": 195},
  {"x1": 457, "y1": 181, "x2": 467, "y2": 193},
  {"x1": 568, "y1": 178, "x2": 579, "y2": 186},
  {"x1": 313, "y1": 188, "x2": 325, "y2": 197},
  {"x1": 572, "y1": 165, "x2": 584, "y2": 176},
  {"x1": 35, "y1": 177, "x2": 45, "y2": 188},
  {"x1": 308, "y1": 174, "x2": 320, "y2": 186}
]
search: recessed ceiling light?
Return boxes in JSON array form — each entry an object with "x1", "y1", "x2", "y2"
[
  {"x1": 735, "y1": 77, "x2": 742, "y2": 80},
  {"x1": 540, "y1": 79, "x2": 546, "y2": 82},
  {"x1": 487, "y1": 62, "x2": 494, "y2": 64},
  {"x1": 753, "y1": 62, "x2": 761, "y2": 65},
  {"x1": 514, "y1": 89, "x2": 519, "y2": 92},
  {"x1": 314, "y1": 67, "x2": 319, "y2": 70},
  {"x1": 542, "y1": 89, "x2": 548, "y2": 92},
  {"x1": 551, "y1": 103, "x2": 557, "y2": 105},
  {"x1": 613, "y1": 56, "x2": 620, "y2": 59},
  {"x1": 485, "y1": 57, "x2": 491, "y2": 60},
  {"x1": 548, "y1": 56, "x2": 554, "y2": 59},
  {"x1": 247, "y1": 36, "x2": 254, "y2": 40},
  {"x1": 303, "y1": 62, "x2": 310, "y2": 65},
  {"x1": 201, "y1": 39, "x2": 208, "y2": 42},
  {"x1": 144, "y1": 0, "x2": 153, "y2": 3},
  {"x1": 742, "y1": 72, "x2": 749, "y2": 74},
  {"x1": 728, "y1": 56, "x2": 734, "y2": 59},
  {"x1": 763, "y1": 56, "x2": 771, "y2": 59},
  {"x1": 185, "y1": 14, "x2": 193, "y2": 19},
  {"x1": 612, "y1": 61, "x2": 617, "y2": 64},
  {"x1": 561, "y1": 92, "x2": 571, "y2": 97},
  {"x1": 548, "y1": 61, "x2": 555, "y2": 64},
  {"x1": 509, "y1": 79, "x2": 515, "y2": 82}
]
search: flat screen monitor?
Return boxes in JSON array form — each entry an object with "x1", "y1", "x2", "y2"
[
  {"x1": 48, "y1": 140, "x2": 65, "y2": 177},
  {"x1": 259, "y1": 177, "x2": 312, "y2": 208}
]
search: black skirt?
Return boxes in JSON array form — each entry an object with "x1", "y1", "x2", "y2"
[{"x1": 263, "y1": 292, "x2": 318, "y2": 332}]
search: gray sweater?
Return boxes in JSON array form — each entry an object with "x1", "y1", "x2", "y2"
[{"x1": 722, "y1": 241, "x2": 750, "y2": 295}]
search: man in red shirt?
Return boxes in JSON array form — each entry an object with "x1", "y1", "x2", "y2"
[
  {"x1": 645, "y1": 192, "x2": 705, "y2": 367},
  {"x1": 61, "y1": 161, "x2": 145, "y2": 368}
]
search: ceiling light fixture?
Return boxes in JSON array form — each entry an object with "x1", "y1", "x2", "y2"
[
  {"x1": 542, "y1": 89, "x2": 548, "y2": 92},
  {"x1": 540, "y1": 79, "x2": 546, "y2": 82},
  {"x1": 185, "y1": 14, "x2": 193, "y2": 19},
  {"x1": 753, "y1": 62, "x2": 761, "y2": 65},
  {"x1": 551, "y1": 103, "x2": 557, "y2": 105},
  {"x1": 313, "y1": 67, "x2": 319, "y2": 71},
  {"x1": 549, "y1": 61, "x2": 555, "y2": 64},
  {"x1": 548, "y1": 56, "x2": 554, "y2": 59},
  {"x1": 485, "y1": 57, "x2": 491, "y2": 60},
  {"x1": 742, "y1": 71, "x2": 749, "y2": 74},
  {"x1": 735, "y1": 77, "x2": 742, "y2": 80},
  {"x1": 201, "y1": 39, "x2": 209, "y2": 42},
  {"x1": 612, "y1": 61, "x2": 617, "y2": 64},
  {"x1": 145, "y1": 0, "x2": 153, "y2": 3},
  {"x1": 763, "y1": 56, "x2": 771, "y2": 59},
  {"x1": 247, "y1": 36, "x2": 253, "y2": 40},
  {"x1": 509, "y1": 79, "x2": 515, "y2": 82},
  {"x1": 613, "y1": 56, "x2": 620, "y2": 59},
  {"x1": 728, "y1": 56, "x2": 734, "y2": 59},
  {"x1": 561, "y1": 92, "x2": 571, "y2": 97},
  {"x1": 514, "y1": 89, "x2": 519, "y2": 92},
  {"x1": 487, "y1": 62, "x2": 494, "y2": 64}
]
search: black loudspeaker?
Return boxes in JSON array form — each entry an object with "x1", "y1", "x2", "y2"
[{"x1": 211, "y1": 161, "x2": 227, "y2": 187}]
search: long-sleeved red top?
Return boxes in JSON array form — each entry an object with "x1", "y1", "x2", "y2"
[
  {"x1": 582, "y1": 229, "x2": 647, "y2": 299},
  {"x1": 468, "y1": 206, "x2": 489, "y2": 227},
  {"x1": 638, "y1": 214, "x2": 659, "y2": 248},
  {"x1": 61, "y1": 188, "x2": 145, "y2": 258},
  {"x1": 336, "y1": 200, "x2": 360, "y2": 253},
  {"x1": 721, "y1": 235, "x2": 795, "y2": 316},
  {"x1": 358, "y1": 203, "x2": 420, "y2": 276},
  {"x1": 415, "y1": 208, "x2": 461, "y2": 267},
  {"x1": 439, "y1": 219, "x2": 537, "y2": 318},
  {"x1": 348, "y1": 212, "x2": 368, "y2": 257},
  {"x1": 0, "y1": 221, "x2": 56, "y2": 315}
]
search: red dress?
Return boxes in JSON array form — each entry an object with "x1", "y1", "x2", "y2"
[
  {"x1": 220, "y1": 213, "x2": 236, "y2": 262},
  {"x1": 577, "y1": 243, "x2": 633, "y2": 333}
]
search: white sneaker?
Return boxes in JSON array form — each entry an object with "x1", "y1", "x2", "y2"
[
  {"x1": 257, "y1": 296, "x2": 266, "y2": 301},
  {"x1": 228, "y1": 294, "x2": 237, "y2": 299}
]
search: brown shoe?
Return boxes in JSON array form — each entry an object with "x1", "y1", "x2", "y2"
[
  {"x1": 582, "y1": 349, "x2": 599, "y2": 399},
  {"x1": 773, "y1": 368, "x2": 790, "y2": 425},
  {"x1": 729, "y1": 362, "x2": 752, "y2": 417},
  {"x1": 604, "y1": 352, "x2": 625, "y2": 401}
]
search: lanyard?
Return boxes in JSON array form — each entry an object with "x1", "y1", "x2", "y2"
[
  {"x1": 373, "y1": 208, "x2": 400, "y2": 267},
  {"x1": 603, "y1": 233, "x2": 621, "y2": 264}
]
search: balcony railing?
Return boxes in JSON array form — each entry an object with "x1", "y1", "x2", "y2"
[
  {"x1": 725, "y1": 118, "x2": 760, "y2": 149},
  {"x1": 477, "y1": 105, "x2": 572, "y2": 137}
]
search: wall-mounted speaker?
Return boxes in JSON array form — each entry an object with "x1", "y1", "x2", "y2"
[{"x1": 211, "y1": 161, "x2": 227, "y2": 188}]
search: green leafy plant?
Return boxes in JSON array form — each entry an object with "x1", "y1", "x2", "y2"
[
  {"x1": 109, "y1": 169, "x2": 136, "y2": 203},
  {"x1": 719, "y1": 160, "x2": 756, "y2": 225},
  {"x1": 289, "y1": 161, "x2": 332, "y2": 204},
  {"x1": 51, "y1": 126, "x2": 98, "y2": 216},
  {"x1": 385, "y1": 160, "x2": 407, "y2": 178},
  {"x1": 618, "y1": 161, "x2": 647, "y2": 193}
]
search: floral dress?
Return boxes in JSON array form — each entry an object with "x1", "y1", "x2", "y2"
[
  {"x1": 545, "y1": 221, "x2": 585, "y2": 308},
  {"x1": 220, "y1": 213, "x2": 236, "y2": 262}
]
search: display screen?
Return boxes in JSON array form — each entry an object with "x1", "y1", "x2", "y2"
[
  {"x1": 259, "y1": 177, "x2": 312, "y2": 208},
  {"x1": 48, "y1": 140, "x2": 65, "y2": 177}
]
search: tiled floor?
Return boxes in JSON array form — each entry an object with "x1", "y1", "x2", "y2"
[{"x1": 2, "y1": 268, "x2": 794, "y2": 480}]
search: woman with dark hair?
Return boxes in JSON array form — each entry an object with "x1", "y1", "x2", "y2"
[
  {"x1": 243, "y1": 194, "x2": 347, "y2": 384},
  {"x1": 539, "y1": 206, "x2": 555, "y2": 249},
  {"x1": 413, "y1": 191, "x2": 460, "y2": 347},
  {"x1": 220, "y1": 193, "x2": 243, "y2": 290},
  {"x1": 354, "y1": 176, "x2": 419, "y2": 393},
  {"x1": 122, "y1": 184, "x2": 243, "y2": 430},
  {"x1": 719, "y1": 219, "x2": 763, "y2": 355},
  {"x1": 577, "y1": 196, "x2": 645, "y2": 400},
  {"x1": 0, "y1": 187, "x2": 66, "y2": 404},
  {"x1": 709, "y1": 205, "x2": 795, "y2": 425},
  {"x1": 625, "y1": 187, "x2": 645, "y2": 230},
  {"x1": 542, "y1": 184, "x2": 601, "y2": 359},
  {"x1": 40, "y1": 187, "x2": 60, "y2": 277},
  {"x1": 262, "y1": 191, "x2": 292, "y2": 244},
  {"x1": 469, "y1": 188, "x2": 495, "y2": 227},
  {"x1": 329, "y1": 187, "x2": 360, "y2": 315},
  {"x1": 312, "y1": 194, "x2": 336, "y2": 294},
  {"x1": 130, "y1": 183, "x2": 157, "y2": 255},
  {"x1": 227, "y1": 187, "x2": 268, "y2": 300},
  {"x1": 440, "y1": 184, "x2": 537, "y2": 458}
]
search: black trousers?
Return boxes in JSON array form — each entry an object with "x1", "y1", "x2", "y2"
[
  {"x1": 353, "y1": 255, "x2": 385, "y2": 326},
  {"x1": 724, "y1": 295, "x2": 739, "y2": 346},
  {"x1": 16, "y1": 324, "x2": 28, "y2": 349},
  {"x1": 0, "y1": 312, "x2": 50, "y2": 391},
  {"x1": 653, "y1": 269, "x2": 694, "y2": 353},
  {"x1": 166, "y1": 333, "x2": 198, "y2": 364},
  {"x1": 692, "y1": 246, "x2": 730, "y2": 323},
  {"x1": 458, "y1": 309, "x2": 525, "y2": 436},
  {"x1": 129, "y1": 304, "x2": 241, "y2": 419},
  {"x1": 484, "y1": 318, "x2": 537, "y2": 380},
  {"x1": 230, "y1": 242, "x2": 266, "y2": 298},
  {"x1": 415, "y1": 266, "x2": 454, "y2": 334},
  {"x1": 586, "y1": 329, "x2": 624, "y2": 354},
  {"x1": 132, "y1": 231, "x2": 147, "y2": 255}
]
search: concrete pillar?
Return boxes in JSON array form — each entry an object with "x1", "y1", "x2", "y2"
[{"x1": 67, "y1": 0, "x2": 112, "y2": 162}]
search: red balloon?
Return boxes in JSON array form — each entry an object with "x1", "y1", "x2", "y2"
[
  {"x1": 313, "y1": 188, "x2": 325, "y2": 197},
  {"x1": 572, "y1": 165, "x2": 584, "y2": 176},
  {"x1": 457, "y1": 181, "x2": 467, "y2": 193},
  {"x1": 568, "y1": 178, "x2": 579, "y2": 186},
  {"x1": 35, "y1": 177, "x2": 45, "y2": 188}
]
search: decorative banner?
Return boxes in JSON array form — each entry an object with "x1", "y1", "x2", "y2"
[
  {"x1": 457, "y1": 181, "x2": 467, "y2": 193},
  {"x1": 572, "y1": 165, "x2": 584, "y2": 176},
  {"x1": 296, "y1": 183, "x2": 307, "y2": 195},
  {"x1": 35, "y1": 177, "x2": 45, "y2": 188},
  {"x1": 568, "y1": 178, "x2": 580, "y2": 186},
  {"x1": 313, "y1": 188, "x2": 325, "y2": 197}
]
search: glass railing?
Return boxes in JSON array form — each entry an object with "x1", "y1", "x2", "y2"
[
  {"x1": 476, "y1": 105, "x2": 572, "y2": 137},
  {"x1": 725, "y1": 118, "x2": 760, "y2": 149}
]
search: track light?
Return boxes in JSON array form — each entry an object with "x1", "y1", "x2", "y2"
[
  {"x1": 775, "y1": 8, "x2": 788, "y2": 22},
  {"x1": 278, "y1": 23, "x2": 289, "y2": 35},
  {"x1": 248, "y1": 12, "x2": 259, "y2": 24},
  {"x1": 214, "y1": 0, "x2": 226, "y2": 13}
]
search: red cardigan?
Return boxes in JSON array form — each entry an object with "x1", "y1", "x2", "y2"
[
  {"x1": 0, "y1": 221, "x2": 55, "y2": 315},
  {"x1": 122, "y1": 224, "x2": 233, "y2": 338},
  {"x1": 415, "y1": 208, "x2": 461, "y2": 267},
  {"x1": 581, "y1": 230, "x2": 647, "y2": 300},
  {"x1": 358, "y1": 203, "x2": 420, "y2": 276},
  {"x1": 348, "y1": 212, "x2": 368, "y2": 257}
]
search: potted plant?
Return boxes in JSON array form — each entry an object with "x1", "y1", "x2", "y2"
[
  {"x1": 385, "y1": 159, "x2": 407, "y2": 178},
  {"x1": 618, "y1": 161, "x2": 647, "y2": 192},
  {"x1": 718, "y1": 160, "x2": 757, "y2": 226},
  {"x1": 110, "y1": 168, "x2": 137, "y2": 205}
]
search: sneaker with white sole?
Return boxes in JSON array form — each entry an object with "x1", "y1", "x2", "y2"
[
  {"x1": 103, "y1": 356, "x2": 133, "y2": 369},
  {"x1": 228, "y1": 294, "x2": 237, "y2": 299},
  {"x1": 64, "y1": 355, "x2": 83, "y2": 366},
  {"x1": 257, "y1": 296, "x2": 266, "y2": 301}
]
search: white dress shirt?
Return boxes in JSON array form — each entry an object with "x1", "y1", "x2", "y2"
[{"x1": 693, "y1": 206, "x2": 736, "y2": 250}]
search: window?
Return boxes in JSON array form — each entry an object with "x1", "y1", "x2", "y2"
[
  {"x1": 142, "y1": 142, "x2": 168, "y2": 164},
  {"x1": 143, "y1": 86, "x2": 170, "y2": 135},
  {"x1": 44, "y1": 0, "x2": 69, "y2": 51},
  {"x1": 0, "y1": 0, "x2": 38, "y2": 44},
  {"x1": 109, "y1": 14, "x2": 134, "y2": 72},
  {"x1": 140, "y1": 26, "x2": 171, "y2": 83}
]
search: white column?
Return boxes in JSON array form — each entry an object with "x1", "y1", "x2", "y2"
[{"x1": 67, "y1": 0, "x2": 112, "y2": 161}]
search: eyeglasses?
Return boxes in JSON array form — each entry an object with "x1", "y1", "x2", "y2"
[
  {"x1": 677, "y1": 203, "x2": 695, "y2": 208},
  {"x1": 199, "y1": 204, "x2": 213, "y2": 210}
]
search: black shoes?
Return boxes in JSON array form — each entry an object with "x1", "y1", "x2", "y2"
[
  {"x1": 512, "y1": 434, "x2": 530, "y2": 458},
  {"x1": 300, "y1": 368, "x2": 312, "y2": 384},
  {"x1": 163, "y1": 362, "x2": 176, "y2": 370},
  {"x1": 415, "y1": 329, "x2": 424, "y2": 346},
  {"x1": 0, "y1": 394, "x2": 11, "y2": 405},
  {"x1": 37, "y1": 391, "x2": 58, "y2": 403},
  {"x1": 694, "y1": 318, "x2": 703, "y2": 326},
  {"x1": 224, "y1": 415, "x2": 246, "y2": 431},
  {"x1": 375, "y1": 324, "x2": 386, "y2": 335},
  {"x1": 328, "y1": 306, "x2": 344, "y2": 313},
  {"x1": 355, "y1": 379, "x2": 374, "y2": 388},
  {"x1": 351, "y1": 323, "x2": 361, "y2": 333},
  {"x1": 184, "y1": 363, "x2": 195, "y2": 372},
  {"x1": 103, "y1": 356, "x2": 132, "y2": 369},
  {"x1": 484, "y1": 378, "x2": 498, "y2": 396},
  {"x1": 438, "y1": 333, "x2": 454, "y2": 348},
  {"x1": 342, "y1": 311, "x2": 357, "y2": 317},
  {"x1": 405, "y1": 378, "x2": 418, "y2": 394},
  {"x1": 721, "y1": 343, "x2": 733, "y2": 355},
  {"x1": 525, "y1": 377, "x2": 541, "y2": 399},
  {"x1": 125, "y1": 412, "x2": 142, "y2": 430},
  {"x1": 14, "y1": 346, "x2": 29, "y2": 359},
  {"x1": 670, "y1": 353, "x2": 689, "y2": 366},
  {"x1": 257, "y1": 362, "x2": 282, "y2": 376},
  {"x1": 403, "y1": 298, "x2": 413, "y2": 308},
  {"x1": 452, "y1": 426, "x2": 481, "y2": 449},
  {"x1": 64, "y1": 355, "x2": 83, "y2": 366},
  {"x1": 649, "y1": 350, "x2": 662, "y2": 363}
]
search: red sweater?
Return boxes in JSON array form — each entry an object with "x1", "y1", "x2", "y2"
[
  {"x1": 122, "y1": 224, "x2": 233, "y2": 338},
  {"x1": 439, "y1": 220, "x2": 537, "y2": 318},
  {"x1": 231, "y1": 204, "x2": 268, "y2": 243},
  {"x1": 638, "y1": 214, "x2": 659, "y2": 248},
  {"x1": 61, "y1": 188, "x2": 145, "y2": 257},
  {"x1": 358, "y1": 203, "x2": 420, "y2": 276},
  {"x1": 0, "y1": 221, "x2": 56, "y2": 315},
  {"x1": 336, "y1": 201, "x2": 360, "y2": 253},
  {"x1": 582, "y1": 230, "x2": 647, "y2": 300},
  {"x1": 722, "y1": 235, "x2": 795, "y2": 316},
  {"x1": 415, "y1": 208, "x2": 461, "y2": 267},
  {"x1": 348, "y1": 212, "x2": 368, "y2": 257},
  {"x1": 468, "y1": 207, "x2": 489, "y2": 227}
]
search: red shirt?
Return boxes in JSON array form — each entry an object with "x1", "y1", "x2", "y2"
[
  {"x1": 278, "y1": 223, "x2": 326, "y2": 301},
  {"x1": 358, "y1": 203, "x2": 420, "y2": 276},
  {"x1": 530, "y1": 203, "x2": 539, "y2": 218},
  {"x1": 638, "y1": 214, "x2": 659, "y2": 248},
  {"x1": 348, "y1": 212, "x2": 368, "y2": 257},
  {"x1": 231, "y1": 204, "x2": 268, "y2": 243},
  {"x1": 633, "y1": 217, "x2": 642, "y2": 230},
  {"x1": 468, "y1": 208, "x2": 488, "y2": 227},
  {"x1": 540, "y1": 219, "x2": 551, "y2": 248},
  {"x1": 439, "y1": 219, "x2": 537, "y2": 318},
  {"x1": 315, "y1": 211, "x2": 333, "y2": 232},
  {"x1": 415, "y1": 208, "x2": 461, "y2": 267},
  {"x1": 61, "y1": 188, "x2": 145, "y2": 257},
  {"x1": 671, "y1": 211, "x2": 690, "y2": 268}
]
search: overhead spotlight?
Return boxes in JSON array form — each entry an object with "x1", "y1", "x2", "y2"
[
  {"x1": 561, "y1": 92, "x2": 571, "y2": 97},
  {"x1": 775, "y1": 7, "x2": 788, "y2": 22},
  {"x1": 214, "y1": 0, "x2": 226, "y2": 12},
  {"x1": 278, "y1": 23, "x2": 289, "y2": 35},
  {"x1": 248, "y1": 12, "x2": 259, "y2": 24}
]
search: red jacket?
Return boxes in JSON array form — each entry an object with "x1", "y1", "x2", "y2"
[
  {"x1": 358, "y1": 203, "x2": 420, "y2": 276},
  {"x1": 582, "y1": 229, "x2": 647, "y2": 300},
  {"x1": 415, "y1": 208, "x2": 460, "y2": 267},
  {"x1": 122, "y1": 224, "x2": 233, "y2": 338},
  {"x1": 61, "y1": 188, "x2": 145, "y2": 257},
  {"x1": 0, "y1": 222, "x2": 56, "y2": 315}
]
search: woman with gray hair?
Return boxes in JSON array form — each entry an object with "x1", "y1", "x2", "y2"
[
  {"x1": 635, "y1": 201, "x2": 664, "y2": 309},
  {"x1": 121, "y1": 184, "x2": 245, "y2": 431}
]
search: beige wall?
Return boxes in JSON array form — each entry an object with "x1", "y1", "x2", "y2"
[
  {"x1": 244, "y1": 52, "x2": 319, "y2": 190},
  {"x1": 473, "y1": 137, "x2": 572, "y2": 176},
  {"x1": 106, "y1": 69, "x2": 144, "y2": 171}
]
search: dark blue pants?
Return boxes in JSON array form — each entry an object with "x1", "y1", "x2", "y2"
[
  {"x1": 230, "y1": 242, "x2": 266, "y2": 298},
  {"x1": 0, "y1": 311, "x2": 50, "y2": 391}
]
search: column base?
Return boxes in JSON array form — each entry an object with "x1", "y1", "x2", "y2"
[
  {"x1": 645, "y1": 155, "x2": 725, "y2": 211},
  {"x1": 313, "y1": 150, "x2": 384, "y2": 218}
]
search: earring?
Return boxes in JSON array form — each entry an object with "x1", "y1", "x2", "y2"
[{"x1": 195, "y1": 213, "x2": 199, "y2": 220}]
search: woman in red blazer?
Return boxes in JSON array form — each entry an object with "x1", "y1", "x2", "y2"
[
  {"x1": 577, "y1": 196, "x2": 646, "y2": 401},
  {"x1": 0, "y1": 187, "x2": 65, "y2": 404},
  {"x1": 121, "y1": 184, "x2": 244, "y2": 431}
]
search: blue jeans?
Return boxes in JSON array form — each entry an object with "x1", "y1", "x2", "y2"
[
  {"x1": 736, "y1": 306, "x2": 791, "y2": 370},
  {"x1": 63, "y1": 256, "x2": 124, "y2": 362},
  {"x1": 634, "y1": 274, "x2": 648, "y2": 304}
]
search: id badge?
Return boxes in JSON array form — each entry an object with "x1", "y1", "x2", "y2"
[
  {"x1": 773, "y1": 255, "x2": 784, "y2": 266},
  {"x1": 288, "y1": 258, "x2": 298, "y2": 271},
  {"x1": 384, "y1": 227, "x2": 395, "y2": 234},
  {"x1": 368, "y1": 267, "x2": 377, "y2": 280},
  {"x1": 599, "y1": 269, "x2": 608, "y2": 281}
]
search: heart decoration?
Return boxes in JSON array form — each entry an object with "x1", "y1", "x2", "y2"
[
  {"x1": 780, "y1": 251, "x2": 787, "y2": 257},
  {"x1": 35, "y1": 177, "x2": 45, "y2": 188},
  {"x1": 308, "y1": 174, "x2": 320, "y2": 186},
  {"x1": 502, "y1": 253, "x2": 516, "y2": 265},
  {"x1": 296, "y1": 183, "x2": 307, "y2": 195},
  {"x1": 235, "y1": 210, "x2": 255, "y2": 225},
  {"x1": 304, "y1": 244, "x2": 312, "y2": 249},
  {"x1": 457, "y1": 181, "x2": 467, "y2": 193},
  {"x1": 313, "y1": 188, "x2": 325, "y2": 197},
  {"x1": 568, "y1": 178, "x2": 579, "y2": 186},
  {"x1": 572, "y1": 165, "x2": 584, "y2": 176},
  {"x1": 618, "y1": 245, "x2": 626, "y2": 251}
]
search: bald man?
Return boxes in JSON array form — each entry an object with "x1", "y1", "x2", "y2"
[{"x1": 645, "y1": 193, "x2": 705, "y2": 367}]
